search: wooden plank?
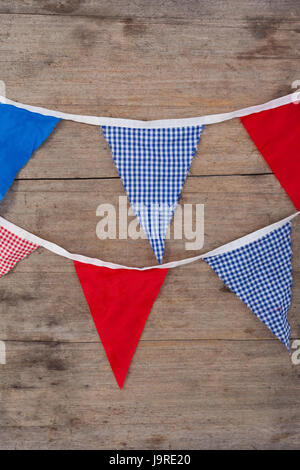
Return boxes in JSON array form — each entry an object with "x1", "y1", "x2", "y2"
[
  {"x1": 0, "y1": 0, "x2": 299, "y2": 20},
  {"x1": 0, "y1": 178, "x2": 299, "y2": 343},
  {"x1": 0, "y1": 15, "x2": 298, "y2": 111},
  {"x1": 0, "y1": 340, "x2": 299, "y2": 449}
]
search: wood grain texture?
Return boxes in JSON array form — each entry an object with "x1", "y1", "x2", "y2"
[
  {"x1": 0, "y1": 341, "x2": 300, "y2": 449},
  {"x1": 0, "y1": 0, "x2": 300, "y2": 450},
  {"x1": 0, "y1": 14, "x2": 298, "y2": 110},
  {"x1": 0, "y1": 0, "x2": 299, "y2": 20}
]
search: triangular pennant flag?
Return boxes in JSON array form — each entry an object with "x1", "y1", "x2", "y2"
[
  {"x1": 0, "y1": 225, "x2": 39, "y2": 277},
  {"x1": 203, "y1": 222, "x2": 292, "y2": 349},
  {"x1": 0, "y1": 103, "x2": 60, "y2": 201},
  {"x1": 101, "y1": 125, "x2": 204, "y2": 263},
  {"x1": 241, "y1": 102, "x2": 300, "y2": 209},
  {"x1": 74, "y1": 262, "x2": 168, "y2": 388}
]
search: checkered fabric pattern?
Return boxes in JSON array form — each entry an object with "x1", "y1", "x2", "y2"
[
  {"x1": 203, "y1": 222, "x2": 292, "y2": 349},
  {"x1": 0, "y1": 226, "x2": 39, "y2": 277},
  {"x1": 101, "y1": 125, "x2": 204, "y2": 263}
]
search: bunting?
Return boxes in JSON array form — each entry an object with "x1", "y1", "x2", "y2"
[
  {"x1": 0, "y1": 214, "x2": 298, "y2": 387},
  {"x1": 74, "y1": 262, "x2": 168, "y2": 388},
  {"x1": 101, "y1": 125, "x2": 204, "y2": 263},
  {"x1": 203, "y1": 221, "x2": 293, "y2": 349},
  {"x1": 0, "y1": 103, "x2": 60, "y2": 202}
]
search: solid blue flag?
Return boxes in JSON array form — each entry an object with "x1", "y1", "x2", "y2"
[{"x1": 0, "y1": 103, "x2": 60, "y2": 202}]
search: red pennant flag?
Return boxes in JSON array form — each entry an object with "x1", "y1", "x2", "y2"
[
  {"x1": 74, "y1": 262, "x2": 168, "y2": 388},
  {"x1": 241, "y1": 102, "x2": 300, "y2": 209}
]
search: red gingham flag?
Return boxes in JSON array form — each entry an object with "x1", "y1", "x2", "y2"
[{"x1": 0, "y1": 226, "x2": 39, "y2": 277}]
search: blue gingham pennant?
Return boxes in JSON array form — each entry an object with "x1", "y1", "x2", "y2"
[
  {"x1": 101, "y1": 125, "x2": 204, "y2": 263},
  {"x1": 203, "y1": 222, "x2": 293, "y2": 349}
]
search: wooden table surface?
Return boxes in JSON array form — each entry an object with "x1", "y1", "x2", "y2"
[{"x1": 0, "y1": 0, "x2": 299, "y2": 450}]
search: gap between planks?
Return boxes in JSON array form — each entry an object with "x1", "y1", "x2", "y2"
[
  {"x1": 1, "y1": 338, "x2": 294, "y2": 344},
  {"x1": 15, "y1": 173, "x2": 273, "y2": 181}
]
